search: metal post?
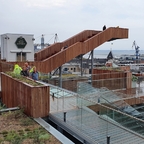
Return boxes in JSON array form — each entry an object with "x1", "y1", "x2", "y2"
[
  {"x1": 21, "y1": 50, "x2": 22, "y2": 62},
  {"x1": 64, "y1": 112, "x2": 67, "y2": 122},
  {"x1": 91, "y1": 50, "x2": 94, "y2": 85},
  {"x1": 59, "y1": 66, "x2": 62, "y2": 88},
  {"x1": 107, "y1": 135, "x2": 110, "y2": 144},
  {"x1": 49, "y1": 72, "x2": 52, "y2": 79},
  {"x1": 80, "y1": 54, "x2": 83, "y2": 76}
]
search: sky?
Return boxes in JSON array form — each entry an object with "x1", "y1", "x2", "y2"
[{"x1": 0, "y1": 0, "x2": 144, "y2": 51}]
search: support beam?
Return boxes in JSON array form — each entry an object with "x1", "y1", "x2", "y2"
[
  {"x1": 91, "y1": 50, "x2": 94, "y2": 84},
  {"x1": 59, "y1": 66, "x2": 62, "y2": 88},
  {"x1": 80, "y1": 54, "x2": 83, "y2": 76}
]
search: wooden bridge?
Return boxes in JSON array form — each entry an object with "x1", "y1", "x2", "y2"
[{"x1": 0, "y1": 27, "x2": 128, "y2": 73}]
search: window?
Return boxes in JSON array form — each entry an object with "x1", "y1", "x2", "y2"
[
  {"x1": 17, "y1": 52, "x2": 26, "y2": 61},
  {"x1": 64, "y1": 68, "x2": 68, "y2": 71}
]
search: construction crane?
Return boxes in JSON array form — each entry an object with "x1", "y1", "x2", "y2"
[{"x1": 132, "y1": 41, "x2": 140, "y2": 62}]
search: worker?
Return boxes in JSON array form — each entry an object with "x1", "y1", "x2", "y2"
[
  {"x1": 29, "y1": 64, "x2": 35, "y2": 75},
  {"x1": 20, "y1": 65, "x2": 29, "y2": 77},
  {"x1": 13, "y1": 64, "x2": 22, "y2": 75},
  {"x1": 103, "y1": 25, "x2": 106, "y2": 31},
  {"x1": 31, "y1": 67, "x2": 39, "y2": 81}
]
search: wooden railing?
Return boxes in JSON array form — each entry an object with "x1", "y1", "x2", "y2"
[
  {"x1": 35, "y1": 30, "x2": 101, "y2": 61},
  {"x1": 41, "y1": 27, "x2": 128, "y2": 73}
]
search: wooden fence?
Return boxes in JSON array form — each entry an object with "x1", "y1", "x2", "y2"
[
  {"x1": 1, "y1": 72, "x2": 50, "y2": 118},
  {"x1": 92, "y1": 69, "x2": 132, "y2": 90}
]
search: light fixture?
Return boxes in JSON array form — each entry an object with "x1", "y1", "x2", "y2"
[{"x1": 5, "y1": 36, "x2": 9, "y2": 39}]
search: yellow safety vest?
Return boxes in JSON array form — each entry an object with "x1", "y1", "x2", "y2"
[{"x1": 13, "y1": 64, "x2": 22, "y2": 75}]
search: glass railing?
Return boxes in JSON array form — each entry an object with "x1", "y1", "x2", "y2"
[
  {"x1": 46, "y1": 72, "x2": 141, "y2": 95},
  {"x1": 99, "y1": 104, "x2": 144, "y2": 136},
  {"x1": 48, "y1": 83, "x2": 144, "y2": 143}
]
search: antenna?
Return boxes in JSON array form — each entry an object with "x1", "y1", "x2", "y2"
[
  {"x1": 132, "y1": 41, "x2": 140, "y2": 63},
  {"x1": 54, "y1": 33, "x2": 58, "y2": 43},
  {"x1": 110, "y1": 43, "x2": 113, "y2": 51},
  {"x1": 41, "y1": 34, "x2": 44, "y2": 49}
]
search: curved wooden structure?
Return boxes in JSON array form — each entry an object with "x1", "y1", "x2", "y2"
[
  {"x1": 35, "y1": 30, "x2": 101, "y2": 61},
  {"x1": 36, "y1": 27, "x2": 128, "y2": 73},
  {"x1": 0, "y1": 27, "x2": 128, "y2": 73}
]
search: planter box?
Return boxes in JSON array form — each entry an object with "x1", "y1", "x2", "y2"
[{"x1": 1, "y1": 72, "x2": 50, "y2": 118}]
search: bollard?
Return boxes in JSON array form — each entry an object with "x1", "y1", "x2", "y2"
[
  {"x1": 52, "y1": 93, "x2": 55, "y2": 101},
  {"x1": 107, "y1": 135, "x2": 110, "y2": 144},
  {"x1": 64, "y1": 112, "x2": 67, "y2": 122}
]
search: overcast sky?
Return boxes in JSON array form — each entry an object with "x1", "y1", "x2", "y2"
[{"x1": 0, "y1": 0, "x2": 144, "y2": 51}]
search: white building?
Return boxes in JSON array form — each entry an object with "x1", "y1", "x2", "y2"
[{"x1": 1, "y1": 33, "x2": 34, "y2": 62}]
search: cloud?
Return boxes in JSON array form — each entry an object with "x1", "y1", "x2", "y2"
[
  {"x1": 20, "y1": 0, "x2": 72, "y2": 8},
  {"x1": 0, "y1": 0, "x2": 144, "y2": 49}
]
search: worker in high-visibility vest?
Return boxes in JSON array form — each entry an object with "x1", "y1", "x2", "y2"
[
  {"x1": 29, "y1": 64, "x2": 35, "y2": 76},
  {"x1": 13, "y1": 64, "x2": 22, "y2": 75}
]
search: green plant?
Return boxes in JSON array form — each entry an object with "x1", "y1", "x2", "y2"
[
  {"x1": 32, "y1": 128, "x2": 50, "y2": 144},
  {"x1": 0, "y1": 127, "x2": 50, "y2": 144},
  {"x1": 0, "y1": 103, "x2": 6, "y2": 111},
  {"x1": 39, "y1": 74, "x2": 49, "y2": 81},
  {"x1": 4, "y1": 130, "x2": 22, "y2": 143},
  {"x1": 5, "y1": 71, "x2": 43, "y2": 86},
  {"x1": 132, "y1": 75, "x2": 138, "y2": 82},
  {"x1": 1, "y1": 111, "x2": 13, "y2": 119},
  {"x1": 1, "y1": 109, "x2": 24, "y2": 120},
  {"x1": 20, "y1": 117, "x2": 34, "y2": 126},
  {"x1": 39, "y1": 134, "x2": 50, "y2": 143}
]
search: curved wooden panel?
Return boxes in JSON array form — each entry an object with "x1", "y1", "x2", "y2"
[
  {"x1": 35, "y1": 43, "x2": 62, "y2": 61},
  {"x1": 40, "y1": 27, "x2": 128, "y2": 73},
  {"x1": 3, "y1": 27, "x2": 128, "y2": 73},
  {"x1": 35, "y1": 30, "x2": 101, "y2": 61}
]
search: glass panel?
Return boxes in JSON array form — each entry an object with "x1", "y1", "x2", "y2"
[
  {"x1": 16, "y1": 52, "x2": 26, "y2": 61},
  {"x1": 22, "y1": 52, "x2": 26, "y2": 61},
  {"x1": 16, "y1": 52, "x2": 21, "y2": 61},
  {"x1": 99, "y1": 104, "x2": 144, "y2": 136}
]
